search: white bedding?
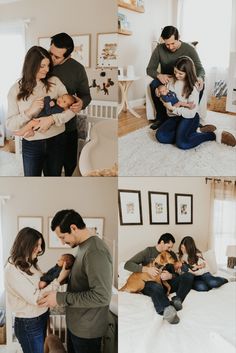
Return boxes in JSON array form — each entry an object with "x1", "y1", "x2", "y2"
[{"x1": 119, "y1": 282, "x2": 236, "y2": 353}]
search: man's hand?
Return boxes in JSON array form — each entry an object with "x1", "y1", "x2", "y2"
[
  {"x1": 157, "y1": 74, "x2": 171, "y2": 85},
  {"x1": 37, "y1": 291, "x2": 57, "y2": 308},
  {"x1": 70, "y1": 97, "x2": 83, "y2": 114},
  {"x1": 142, "y1": 266, "x2": 159, "y2": 277},
  {"x1": 33, "y1": 116, "x2": 54, "y2": 133},
  {"x1": 195, "y1": 78, "x2": 204, "y2": 91},
  {"x1": 160, "y1": 270, "x2": 172, "y2": 281}
]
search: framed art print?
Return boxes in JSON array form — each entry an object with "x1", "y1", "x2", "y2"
[
  {"x1": 18, "y1": 216, "x2": 43, "y2": 233},
  {"x1": 97, "y1": 32, "x2": 118, "y2": 68},
  {"x1": 148, "y1": 191, "x2": 169, "y2": 224},
  {"x1": 118, "y1": 189, "x2": 143, "y2": 225},
  {"x1": 83, "y1": 217, "x2": 104, "y2": 239},
  {"x1": 175, "y1": 194, "x2": 193, "y2": 224},
  {"x1": 48, "y1": 217, "x2": 70, "y2": 249}
]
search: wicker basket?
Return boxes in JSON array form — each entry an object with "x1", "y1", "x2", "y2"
[
  {"x1": 0, "y1": 325, "x2": 6, "y2": 344},
  {"x1": 208, "y1": 96, "x2": 227, "y2": 113}
]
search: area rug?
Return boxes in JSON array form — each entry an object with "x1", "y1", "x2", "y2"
[
  {"x1": 0, "y1": 151, "x2": 24, "y2": 176},
  {"x1": 119, "y1": 126, "x2": 236, "y2": 176}
]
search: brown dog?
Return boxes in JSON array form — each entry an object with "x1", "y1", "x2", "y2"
[
  {"x1": 119, "y1": 251, "x2": 176, "y2": 295},
  {"x1": 44, "y1": 334, "x2": 67, "y2": 353}
]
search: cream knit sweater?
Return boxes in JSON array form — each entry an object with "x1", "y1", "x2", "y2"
[{"x1": 4, "y1": 262, "x2": 60, "y2": 318}]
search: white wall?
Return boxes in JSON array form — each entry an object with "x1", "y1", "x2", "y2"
[
  {"x1": 118, "y1": 0, "x2": 173, "y2": 103},
  {"x1": 0, "y1": 177, "x2": 118, "y2": 279},
  {"x1": 0, "y1": 0, "x2": 118, "y2": 101},
  {"x1": 118, "y1": 177, "x2": 212, "y2": 262}
]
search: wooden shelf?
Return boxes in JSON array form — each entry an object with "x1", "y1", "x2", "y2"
[
  {"x1": 118, "y1": 29, "x2": 133, "y2": 35},
  {"x1": 118, "y1": 1, "x2": 145, "y2": 13}
]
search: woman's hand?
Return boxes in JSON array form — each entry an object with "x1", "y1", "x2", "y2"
[
  {"x1": 57, "y1": 261, "x2": 70, "y2": 284},
  {"x1": 33, "y1": 116, "x2": 55, "y2": 133},
  {"x1": 25, "y1": 97, "x2": 44, "y2": 118}
]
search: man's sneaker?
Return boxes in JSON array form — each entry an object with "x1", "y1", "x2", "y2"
[
  {"x1": 199, "y1": 124, "x2": 216, "y2": 133},
  {"x1": 171, "y1": 296, "x2": 183, "y2": 311},
  {"x1": 163, "y1": 305, "x2": 180, "y2": 324}
]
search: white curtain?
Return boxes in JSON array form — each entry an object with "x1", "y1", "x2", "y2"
[
  {"x1": 0, "y1": 20, "x2": 25, "y2": 137},
  {"x1": 177, "y1": 0, "x2": 233, "y2": 98},
  {"x1": 0, "y1": 199, "x2": 5, "y2": 306},
  {"x1": 208, "y1": 179, "x2": 236, "y2": 266}
]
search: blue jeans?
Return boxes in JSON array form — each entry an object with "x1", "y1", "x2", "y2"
[
  {"x1": 156, "y1": 113, "x2": 215, "y2": 149},
  {"x1": 67, "y1": 329, "x2": 102, "y2": 353},
  {"x1": 142, "y1": 272, "x2": 194, "y2": 314},
  {"x1": 14, "y1": 310, "x2": 49, "y2": 353},
  {"x1": 22, "y1": 132, "x2": 66, "y2": 176},
  {"x1": 193, "y1": 272, "x2": 228, "y2": 291},
  {"x1": 63, "y1": 129, "x2": 78, "y2": 176}
]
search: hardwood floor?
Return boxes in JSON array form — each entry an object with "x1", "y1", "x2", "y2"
[{"x1": 118, "y1": 106, "x2": 150, "y2": 137}]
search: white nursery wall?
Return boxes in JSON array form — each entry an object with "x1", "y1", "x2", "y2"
[
  {"x1": 0, "y1": 0, "x2": 118, "y2": 102},
  {"x1": 118, "y1": 0, "x2": 173, "y2": 104},
  {"x1": 118, "y1": 177, "x2": 211, "y2": 262},
  {"x1": 0, "y1": 177, "x2": 118, "y2": 278}
]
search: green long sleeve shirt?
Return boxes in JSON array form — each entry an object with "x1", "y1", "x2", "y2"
[
  {"x1": 57, "y1": 236, "x2": 113, "y2": 338},
  {"x1": 146, "y1": 41, "x2": 205, "y2": 81},
  {"x1": 52, "y1": 58, "x2": 91, "y2": 132}
]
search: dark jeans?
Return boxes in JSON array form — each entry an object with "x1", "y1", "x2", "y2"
[
  {"x1": 63, "y1": 129, "x2": 78, "y2": 176},
  {"x1": 193, "y1": 272, "x2": 228, "y2": 291},
  {"x1": 67, "y1": 329, "x2": 102, "y2": 353},
  {"x1": 156, "y1": 113, "x2": 216, "y2": 150},
  {"x1": 14, "y1": 310, "x2": 49, "y2": 353},
  {"x1": 142, "y1": 272, "x2": 194, "y2": 314},
  {"x1": 22, "y1": 132, "x2": 66, "y2": 176}
]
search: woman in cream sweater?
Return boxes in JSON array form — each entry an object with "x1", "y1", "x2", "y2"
[
  {"x1": 6, "y1": 46, "x2": 75, "y2": 176},
  {"x1": 4, "y1": 227, "x2": 69, "y2": 353}
]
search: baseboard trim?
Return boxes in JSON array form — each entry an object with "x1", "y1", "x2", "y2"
[{"x1": 129, "y1": 98, "x2": 145, "y2": 108}]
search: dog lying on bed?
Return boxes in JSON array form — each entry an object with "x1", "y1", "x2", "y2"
[
  {"x1": 119, "y1": 251, "x2": 178, "y2": 295},
  {"x1": 44, "y1": 334, "x2": 67, "y2": 353}
]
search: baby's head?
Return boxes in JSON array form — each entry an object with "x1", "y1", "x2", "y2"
[
  {"x1": 156, "y1": 85, "x2": 169, "y2": 97},
  {"x1": 57, "y1": 253, "x2": 75, "y2": 269},
  {"x1": 57, "y1": 94, "x2": 76, "y2": 110}
]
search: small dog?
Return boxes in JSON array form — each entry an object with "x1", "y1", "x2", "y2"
[
  {"x1": 44, "y1": 334, "x2": 66, "y2": 353},
  {"x1": 119, "y1": 251, "x2": 177, "y2": 295}
]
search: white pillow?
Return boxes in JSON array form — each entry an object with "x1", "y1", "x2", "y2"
[
  {"x1": 202, "y1": 249, "x2": 218, "y2": 274},
  {"x1": 118, "y1": 261, "x2": 132, "y2": 288}
]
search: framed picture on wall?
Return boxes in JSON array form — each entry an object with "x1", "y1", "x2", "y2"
[
  {"x1": 18, "y1": 216, "x2": 43, "y2": 232},
  {"x1": 97, "y1": 32, "x2": 118, "y2": 68},
  {"x1": 38, "y1": 34, "x2": 91, "y2": 67},
  {"x1": 175, "y1": 194, "x2": 193, "y2": 224},
  {"x1": 48, "y1": 217, "x2": 70, "y2": 249},
  {"x1": 118, "y1": 189, "x2": 143, "y2": 225},
  {"x1": 148, "y1": 191, "x2": 169, "y2": 224},
  {"x1": 83, "y1": 217, "x2": 104, "y2": 239}
]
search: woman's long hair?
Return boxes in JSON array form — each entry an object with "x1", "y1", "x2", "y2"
[
  {"x1": 178, "y1": 236, "x2": 201, "y2": 265},
  {"x1": 17, "y1": 46, "x2": 53, "y2": 101},
  {"x1": 8, "y1": 227, "x2": 45, "y2": 275},
  {"x1": 173, "y1": 56, "x2": 198, "y2": 99}
]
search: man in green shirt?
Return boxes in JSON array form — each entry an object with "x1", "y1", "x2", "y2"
[
  {"x1": 124, "y1": 233, "x2": 194, "y2": 324},
  {"x1": 146, "y1": 26, "x2": 205, "y2": 130},
  {"x1": 38, "y1": 209, "x2": 113, "y2": 353}
]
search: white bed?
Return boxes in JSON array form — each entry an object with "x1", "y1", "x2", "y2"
[{"x1": 119, "y1": 268, "x2": 236, "y2": 353}]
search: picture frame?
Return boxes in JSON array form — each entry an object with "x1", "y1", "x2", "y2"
[
  {"x1": 18, "y1": 216, "x2": 43, "y2": 233},
  {"x1": 175, "y1": 194, "x2": 193, "y2": 224},
  {"x1": 38, "y1": 33, "x2": 91, "y2": 68},
  {"x1": 148, "y1": 191, "x2": 169, "y2": 224},
  {"x1": 48, "y1": 217, "x2": 70, "y2": 249},
  {"x1": 118, "y1": 189, "x2": 143, "y2": 225},
  {"x1": 83, "y1": 217, "x2": 104, "y2": 239},
  {"x1": 97, "y1": 32, "x2": 118, "y2": 68}
]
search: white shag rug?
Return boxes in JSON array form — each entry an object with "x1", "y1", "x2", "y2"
[
  {"x1": 0, "y1": 151, "x2": 24, "y2": 176},
  {"x1": 119, "y1": 111, "x2": 236, "y2": 176}
]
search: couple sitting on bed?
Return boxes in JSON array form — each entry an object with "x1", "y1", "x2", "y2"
[{"x1": 124, "y1": 233, "x2": 228, "y2": 325}]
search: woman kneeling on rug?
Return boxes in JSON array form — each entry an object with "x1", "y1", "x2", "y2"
[{"x1": 155, "y1": 56, "x2": 236, "y2": 149}]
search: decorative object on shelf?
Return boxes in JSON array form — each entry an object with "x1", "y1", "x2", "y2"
[
  {"x1": 118, "y1": 0, "x2": 145, "y2": 12},
  {"x1": 118, "y1": 12, "x2": 131, "y2": 32},
  {"x1": 175, "y1": 194, "x2": 193, "y2": 224},
  {"x1": 148, "y1": 191, "x2": 169, "y2": 225},
  {"x1": 18, "y1": 216, "x2": 43, "y2": 232},
  {"x1": 48, "y1": 217, "x2": 69, "y2": 249},
  {"x1": 97, "y1": 33, "x2": 118, "y2": 68},
  {"x1": 118, "y1": 67, "x2": 124, "y2": 78},
  {"x1": 226, "y1": 245, "x2": 236, "y2": 269},
  {"x1": 89, "y1": 77, "x2": 114, "y2": 95},
  {"x1": 118, "y1": 189, "x2": 143, "y2": 225},
  {"x1": 38, "y1": 34, "x2": 91, "y2": 68},
  {"x1": 126, "y1": 65, "x2": 135, "y2": 78},
  {"x1": 83, "y1": 217, "x2": 104, "y2": 239}
]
